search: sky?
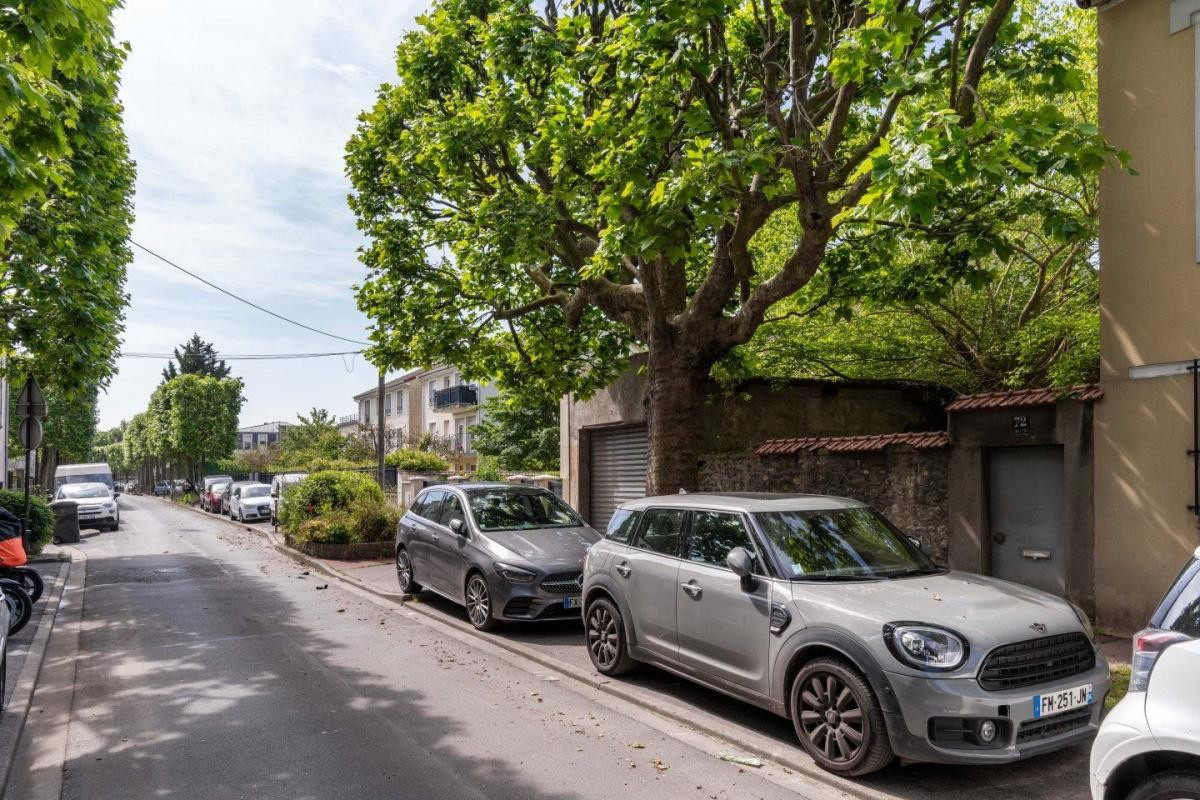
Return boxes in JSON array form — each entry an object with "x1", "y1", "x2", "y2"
[{"x1": 100, "y1": 0, "x2": 424, "y2": 430}]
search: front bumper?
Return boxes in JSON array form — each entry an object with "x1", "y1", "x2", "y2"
[
  {"x1": 490, "y1": 570, "x2": 584, "y2": 622},
  {"x1": 240, "y1": 506, "x2": 271, "y2": 521},
  {"x1": 882, "y1": 659, "x2": 1110, "y2": 765}
]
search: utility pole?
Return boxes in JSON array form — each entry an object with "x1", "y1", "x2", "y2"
[{"x1": 376, "y1": 371, "x2": 386, "y2": 487}]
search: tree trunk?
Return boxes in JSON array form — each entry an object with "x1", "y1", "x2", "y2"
[{"x1": 643, "y1": 348, "x2": 713, "y2": 495}]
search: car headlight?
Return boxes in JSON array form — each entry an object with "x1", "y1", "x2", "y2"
[
  {"x1": 884, "y1": 623, "x2": 968, "y2": 671},
  {"x1": 494, "y1": 563, "x2": 536, "y2": 583},
  {"x1": 1068, "y1": 602, "x2": 1096, "y2": 643}
]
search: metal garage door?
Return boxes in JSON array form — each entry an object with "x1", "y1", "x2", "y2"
[{"x1": 588, "y1": 426, "x2": 647, "y2": 532}]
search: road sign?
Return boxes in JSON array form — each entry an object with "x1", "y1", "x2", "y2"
[
  {"x1": 15, "y1": 377, "x2": 46, "y2": 419},
  {"x1": 18, "y1": 416, "x2": 42, "y2": 451}
]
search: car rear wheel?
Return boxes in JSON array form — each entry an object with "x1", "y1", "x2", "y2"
[
  {"x1": 395, "y1": 547, "x2": 421, "y2": 595},
  {"x1": 585, "y1": 597, "x2": 637, "y2": 676},
  {"x1": 464, "y1": 573, "x2": 498, "y2": 632},
  {"x1": 1127, "y1": 772, "x2": 1200, "y2": 800},
  {"x1": 791, "y1": 657, "x2": 893, "y2": 777}
]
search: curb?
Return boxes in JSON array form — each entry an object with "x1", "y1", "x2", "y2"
[
  {"x1": 169, "y1": 498, "x2": 872, "y2": 797},
  {"x1": 0, "y1": 551, "x2": 76, "y2": 798}
]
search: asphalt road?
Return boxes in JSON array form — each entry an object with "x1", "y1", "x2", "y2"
[{"x1": 9, "y1": 495, "x2": 846, "y2": 800}]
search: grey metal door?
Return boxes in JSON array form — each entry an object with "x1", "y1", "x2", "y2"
[
  {"x1": 988, "y1": 446, "x2": 1066, "y2": 596},
  {"x1": 588, "y1": 426, "x2": 647, "y2": 531}
]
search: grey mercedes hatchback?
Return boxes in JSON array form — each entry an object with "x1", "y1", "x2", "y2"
[
  {"x1": 396, "y1": 483, "x2": 600, "y2": 631},
  {"x1": 582, "y1": 493, "x2": 1109, "y2": 777}
]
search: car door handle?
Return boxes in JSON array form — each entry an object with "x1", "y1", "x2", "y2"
[
  {"x1": 615, "y1": 562, "x2": 631, "y2": 578},
  {"x1": 680, "y1": 581, "x2": 702, "y2": 598}
]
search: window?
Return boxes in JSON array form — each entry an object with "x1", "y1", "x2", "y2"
[
  {"x1": 467, "y1": 489, "x2": 582, "y2": 531},
  {"x1": 385, "y1": 393, "x2": 392, "y2": 416},
  {"x1": 428, "y1": 422, "x2": 436, "y2": 435},
  {"x1": 429, "y1": 383, "x2": 436, "y2": 405},
  {"x1": 443, "y1": 376, "x2": 450, "y2": 389},
  {"x1": 396, "y1": 389, "x2": 404, "y2": 412},
  {"x1": 605, "y1": 508, "x2": 639, "y2": 543},
  {"x1": 439, "y1": 493, "x2": 466, "y2": 529},
  {"x1": 633, "y1": 509, "x2": 685, "y2": 557},
  {"x1": 413, "y1": 490, "x2": 446, "y2": 521},
  {"x1": 443, "y1": 420, "x2": 450, "y2": 437},
  {"x1": 1158, "y1": 561, "x2": 1200, "y2": 638},
  {"x1": 686, "y1": 511, "x2": 757, "y2": 568},
  {"x1": 363, "y1": 402, "x2": 371, "y2": 423},
  {"x1": 755, "y1": 507, "x2": 935, "y2": 579}
]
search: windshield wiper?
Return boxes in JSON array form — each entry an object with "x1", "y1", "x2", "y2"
[
  {"x1": 876, "y1": 566, "x2": 946, "y2": 579},
  {"x1": 792, "y1": 573, "x2": 882, "y2": 582}
]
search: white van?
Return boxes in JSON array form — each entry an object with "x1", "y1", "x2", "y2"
[
  {"x1": 54, "y1": 463, "x2": 115, "y2": 492},
  {"x1": 269, "y1": 473, "x2": 307, "y2": 527}
]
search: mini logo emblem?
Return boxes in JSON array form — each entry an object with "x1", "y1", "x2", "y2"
[{"x1": 1030, "y1": 622, "x2": 1047, "y2": 633}]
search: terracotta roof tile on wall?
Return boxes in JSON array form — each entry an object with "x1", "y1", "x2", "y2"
[
  {"x1": 755, "y1": 431, "x2": 950, "y2": 457},
  {"x1": 944, "y1": 384, "x2": 1103, "y2": 413}
]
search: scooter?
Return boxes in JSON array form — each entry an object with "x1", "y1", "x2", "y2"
[{"x1": 0, "y1": 579, "x2": 32, "y2": 636}]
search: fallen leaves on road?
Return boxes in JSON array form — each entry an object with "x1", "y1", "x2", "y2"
[
  {"x1": 718, "y1": 753, "x2": 764, "y2": 768},
  {"x1": 650, "y1": 758, "x2": 668, "y2": 772},
  {"x1": 627, "y1": 742, "x2": 645, "y2": 749}
]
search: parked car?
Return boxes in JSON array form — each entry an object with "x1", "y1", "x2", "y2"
[
  {"x1": 582, "y1": 493, "x2": 1108, "y2": 777},
  {"x1": 202, "y1": 481, "x2": 231, "y2": 513},
  {"x1": 269, "y1": 473, "x2": 306, "y2": 527},
  {"x1": 395, "y1": 483, "x2": 600, "y2": 631},
  {"x1": 229, "y1": 483, "x2": 272, "y2": 523},
  {"x1": 200, "y1": 475, "x2": 232, "y2": 512},
  {"x1": 220, "y1": 481, "x2": 257, "y2": 516},
  {"x1": 153, "y1": 480, "x2": 171, "y2": 498},
  {"x1": 55, "y1": 482, "x2": 121, "y2": 531},
  {"x1": 1090, "y1": 546, "x2": 1200, "y2": 800}
]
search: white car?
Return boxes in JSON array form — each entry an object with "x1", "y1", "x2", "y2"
[
  {"x1": 55, "y1": 482, "x2": 120, "y2": 531},
  {"x1": 228, "y1": 483, "x2": 272, "y2": 523},
  {"x1": 1090, "y1": 546, "x2": 1200, "y2": 800}
]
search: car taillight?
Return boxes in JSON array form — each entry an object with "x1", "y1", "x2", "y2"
[{"x1": 1130, "y1": 627, "x2": 1192, "y2": 692}]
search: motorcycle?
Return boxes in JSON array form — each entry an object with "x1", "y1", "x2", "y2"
[{"x1": 0, "y1": 579, "x2": 32, "y2": 636}]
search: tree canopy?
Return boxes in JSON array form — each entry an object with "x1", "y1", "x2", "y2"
[
  {"x1": 470, "y1": 397, "x2": 560, "y2": 472},
  {"x1": 161, "y1": 334, "x2": 233, "y2": 381},
  {"x1": 349, "y1": 0, "x2": 1125, "y2": 492}
]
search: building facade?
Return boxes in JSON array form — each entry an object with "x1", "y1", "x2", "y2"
[
  {"x1": 1093, "y1": 0, "x2": 1200, "y2": 633},
  {"x1": 349, "y1": 365, "x2": 498, "y2": 461},
  {"x1": 237, "y1": 421, "x2": 293, "y2": 450}
]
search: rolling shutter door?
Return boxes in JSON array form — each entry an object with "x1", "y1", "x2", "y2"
[{"x1": 588, "y1": 426, "x2": 648, "y2": 532}]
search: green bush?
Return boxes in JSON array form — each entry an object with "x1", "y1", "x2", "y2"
[
  {"x1": 384, "y1": 449, "x2": 450, "y2": 472},
  {"x1": 278, "y1": 470, "x2": 384, "y2": 533},
  {"x1": 0, "y1": 489, "x2": 53, "y2": 555},
  {"x1": 470, "y1": 456, "x2": 505, "y2": 483},
  {"x1": 294, "y1": 514, "x2": 354, "y2": 545},
  {"x1": 348, "y1": 494, "x2": 402, "y2": 543}
]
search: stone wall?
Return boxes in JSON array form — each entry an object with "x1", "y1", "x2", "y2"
[{"x1": 698, "y1": 448, "x2": 951, "y2": 559}]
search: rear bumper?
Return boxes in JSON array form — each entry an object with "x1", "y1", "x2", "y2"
[{"x1": 883, "y1": 660, "x2": 1109, "y2": 764}]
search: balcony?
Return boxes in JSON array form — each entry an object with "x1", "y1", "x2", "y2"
[{"x1": 432, "y1": 384, "x2": 478, "y2": 411}]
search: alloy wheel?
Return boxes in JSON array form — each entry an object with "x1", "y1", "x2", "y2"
[
  {"x1": 587, "y1": 605, "x2": 620, "y2": 668},
  {"x1": 465, "y1": 575, "x2": 490, "y2": 628},
  {"x1": 396, "y1": 549, "x2": 413, "y2": 593},
  {"x1": 797, "y1": 672, "x2": 865, "y2": 765}
]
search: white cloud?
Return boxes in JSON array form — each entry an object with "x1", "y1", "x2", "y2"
[{"x1": 101, "y1": 0, "x2": 424, "y2": 429}]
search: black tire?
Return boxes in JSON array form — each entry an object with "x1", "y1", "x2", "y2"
[
  {"x1": 1127, "y1": 772, "x2": 1200, "y2": 800},
  {"x1": 1, "y1": 583, "x2": 32, "y2": 637},
  {"x1": 12, "y1": 568, "x2": 43, "y2": 604},
  {"x1": 791, "y1": 656, "x2": 893, "y2": 777},
  {"x1": 464, "y1": 572, "x2": 499, "y2": 632},
  {"x1": 584, "y1": 596, "x2": 637, "y2": 676},
  {"x1": 395, "y1": 547, "x2": 421, "y2": 595}
]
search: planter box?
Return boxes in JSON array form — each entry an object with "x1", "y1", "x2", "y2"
[{"x1": 284, "y1": 534, "x2": 393, "y2": 561}]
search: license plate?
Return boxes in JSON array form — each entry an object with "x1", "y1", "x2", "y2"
[
  {"x1": 562, "y1": 596, "x2": 581, "y2": 609},
  {"x1": 1032, "y1": 683, "x2": 1093, "y2": 719}
]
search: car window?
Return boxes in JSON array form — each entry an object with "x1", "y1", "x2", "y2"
[
  {"x1": 686, "y1": 511, "x2": 757, "y2": 569},
  {"x1": 632, "y1": 509, "x2": 685, "y2": 557},
  {"x1": 1158, "y1": 560, "x2": 1200, "y2": 638},
  {"x1": 243, "y1": 486, "x2": 269, "y2": 498},
  {"x1": 416, "y1": 490, "x2": 446, "y2": 521},
  {"x1": 439, "y1": 494, "x2": 466, "y2": 529},
  {"x1": 605, "y1": 509, "x2": 638, "y2": 543},
  {"x1": 755, "y1": 507, "x2": 935, "y2": 579},
  {"x1": 467, "y1": 489, "x2": 582, "y2": 531}
]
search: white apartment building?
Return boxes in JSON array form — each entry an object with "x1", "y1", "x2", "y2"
[{"x1": 350, "y1": 365, "x2": 498, "y2": 459}]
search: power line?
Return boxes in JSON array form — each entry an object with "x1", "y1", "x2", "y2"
[
  {"x1": 121, "y1": 350, "x2": 363, "y2": 361},
  {"x1": 130, "y1": 240, "x2": 370, "y2": 346}
]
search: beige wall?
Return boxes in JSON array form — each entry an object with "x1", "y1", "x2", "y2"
[{"x1": 1096, "y1": 0, "x2": 1200, "y2": 633}]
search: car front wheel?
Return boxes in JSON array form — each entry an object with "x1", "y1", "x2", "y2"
[
  {"x1": 1127, "y1": 772, "x2": 1200, "y2": 800},
  {"x1": 791, "y1": 657, "x2": 893, "y2": 777},
  {"x1": 585, "y1": 597, "x2": 637, "y2": 676},
  {"x1": 395, "y1": 547, "x2": 421, "y2": 595},
  {"x1": 464, "y1": 573, "x2": 498, "y2": 632}
]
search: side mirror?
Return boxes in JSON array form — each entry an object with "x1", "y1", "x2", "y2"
[
  {"x1": 449, "y1": 518, "x2": 466, "y2": 536},
  {"x1": 907, "y1": 535, "x2": 933, "y2": 558},
  {"x1": 113, "y1": 492, "x2": 121, "y2": 498},
  {"x1": 727, "y1": 547, "x2": 757, "y2": 590}
]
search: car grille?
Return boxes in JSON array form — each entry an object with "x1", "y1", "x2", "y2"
[
  {"x1": 1016, "y1": 706, "x2": 1092, "y2": 744},
  {"x1": 540, "y1": 571, "x2": 583, "y2": 595},
  {"x1": 79, "y1": 504, "x2": 103, "y2": 514},
  {"x1": 978, "y1": 633, "x2": 1095, "y2": 691}
]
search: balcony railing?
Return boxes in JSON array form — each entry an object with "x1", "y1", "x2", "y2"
[{"x1": 432, "y1": 384, "x2": 478, "y2": 411}]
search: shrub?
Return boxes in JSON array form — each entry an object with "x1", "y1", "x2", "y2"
[
  {"x1": 384, "y1": 449, "x2": 450, "y2": 472},
  {"x1": 470, "y1": 456, "x2": 505, "y2": 483},
  {"x1": 278, "y1": 470, "x2": 384, "y2": 533},
  {"x1": 294, "y1": 514, "x2": 354, "y2": 545},
  {"x1": 0, "y1": 489, "x2": 53, "y2": 555},
  {"x1": 347, "y1": 494, "x2": 402, "y2": 543}
]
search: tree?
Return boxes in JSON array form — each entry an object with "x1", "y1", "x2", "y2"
[
  {"x1": 275, "y1": 409, "x2": 350, "y2": 469},
  {"x1": 141, "y1": 375, "x2": 244, "y2": 482},
  {"x1": 470, "y1": 397, "x2": 560, "y2": 472},
  {"x1": 349, "y1": 0, "x2": 1124, "y2": 492},
  {"x1": 161, "y1": 334, "x2": 232, "y2": 381},
  {"x1": 739, "y1": 5, "x2": 1101, "y2": 393}
]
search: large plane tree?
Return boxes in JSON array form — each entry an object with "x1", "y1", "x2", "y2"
[{"x1": 348, "y1": 0, "x2": 1122, "y2": 493}]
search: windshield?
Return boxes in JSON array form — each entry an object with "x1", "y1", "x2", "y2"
[
  {"x1": 60, "y1": 485, "x2": 110, "y2": 499},
  {"x1": 755, "y1": 508, "x2": 936, "y2": 580},
  {"x1": 243, "y1": 486, "x2": 269, "y2": 498},
  {"x1": 467, "y1": 490, "x2": 582, "y2": 532}
]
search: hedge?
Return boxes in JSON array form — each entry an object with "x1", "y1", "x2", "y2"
[
  {"x1": 278, "y1": 470, "x2": 384, "y2": 534},
  {"x1": 0, "y1": 489, "x2": 53, "y2": 555},
  {"x1": 384, "y1": 449, "x2": 450, "y2": 472}
]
